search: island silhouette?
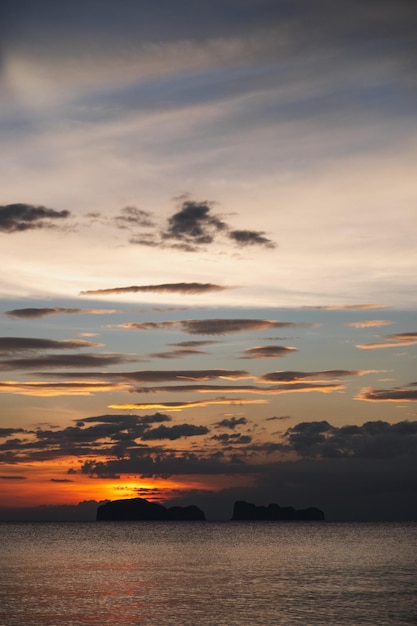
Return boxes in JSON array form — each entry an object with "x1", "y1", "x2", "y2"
[{"x1": 96, "y1": 498, "x2": 325, "y2": 521}]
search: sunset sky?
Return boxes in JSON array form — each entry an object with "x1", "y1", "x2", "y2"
[{"x1": 1, "y1": 0, "x2": 416, "y2": 521}]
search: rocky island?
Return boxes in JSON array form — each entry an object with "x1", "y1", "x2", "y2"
[
  {"x1": 96, "y1": 497, "x2": 325, "y2": 521},
  {"x1": 96, "y1": 497, "x2": 206, "y2": 521},
  {"x1": 231, "y1": 500, "x2": 325, "y2": 521}
]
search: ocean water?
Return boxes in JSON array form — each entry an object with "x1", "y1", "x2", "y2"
[{"x1": 1, "y1": 522, "x2": 416, "y2": 625}]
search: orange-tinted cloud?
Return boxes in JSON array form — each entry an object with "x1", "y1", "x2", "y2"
[
  {"x1": 109, "y1": 398, "x2": 268, "y2": 411},
  {"x1": 345, "y1": 320, "x2": 395, "y2": 328},
  {"x1": 357, "y1": 384, "x2": 417, "y2": 402},
  {"x1": 356, "y1": 332, "x2": 417, "y2": 350},
  {"x1": 0, "y1": 380, "x2": 129, "y2": 396}
]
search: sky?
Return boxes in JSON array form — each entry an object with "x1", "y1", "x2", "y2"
[{"x1": 1, "y1": 0, "x2": 416, "y2": 521}]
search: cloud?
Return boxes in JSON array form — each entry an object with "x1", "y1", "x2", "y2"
[
  {"x1": 115, "y1": 318, "x2": 308, "y2": 335},
  {"x1": 133, "y1": 382, "x2": 344, "y2": 395},
  {"x1": 148, "y1": 347, "x2": 208, "y2": 359},
  {"x1": 80, "y1": 282, "x2": 227, "y2": 296},
  {"x1": 0, "y1": 352, "x2": 133, "y2": 371},
  {"x1": 266, "y1": 415, "x2": 291, "y2": 421},
  {"x1": 120, "y1": 199, "x2": 276, "y2": 252},
  {"x1": 0, "y1": 337, "x2": 101, "y2": 353},
  {"x1": 228, "y1": 230, "x2": 276, "y2": 248},
  {"x1": 36, "y1": 369, "x2": 251, "y2": 383},
  {"x1": 282, "y1": 419, "x2": 417, "y2": 459},
  {"x1": 241, "y1": 345, "x2": 297, "y2": 359},
  {"x1": 259, "y1": 369, "x2": 371, "y2": 383},
  {"x1": 356, "y1": 332, "x2": 417, "y2": 350},
  {"x1": 141, "y1": 424, "x2": 209, "y2": 440},
  {"x1": 211, "y1": 433, "x2": 252, "y2": 445},
  {"x1": 162, "y1": 200, "x2": 227, "y2": 247},
  {"x1": 114, "y1": 206, "x2": 155, "y2": 229},
  {"x1": 357, "y1": 384, "x2": 417, "y2": 402},
  {"x1": 214, "y1": 417, "x2": 248, "y2": 430},
  {"x1": 345, "y1": 320, "x2": 395, "y2": 329},
  {"x1": 50, "y1": 478, "x2": 74, "y2": 483},
  {"x1": 0, "y1": 203, "x2": 71, "y2": 233},
  {"x1": 5, "y1": 308, "x2": 119, "y2": 319},
  {"x1": 0, "y1": 381, "x2": 129, "y2": 397},
  {"x1": 109, "y1": 398, "x2": 267, "y2": 411},
  {"x1": 0, "y1": 475, "x2": 27, "y2": 480},
  {"x1": 303, "y1": 304, "x2": 388, "y2": 310}
]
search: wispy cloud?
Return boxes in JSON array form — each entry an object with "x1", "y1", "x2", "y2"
[
  {"x1": 115, "y1": 318, "x2": 309, "y2": 335},
  {"x1": 0, "y1": 337, "x2": 101, "y2": 353},
  {"x1": 356, "y1": 332, "x2": 417, "y2": 350},
  {"x1": 80, "y1": 282, "x2": 227, "y2": 296},
  {"x1": 109, "y1": 398, "x2": 267, "y2": 411},
  {"x1": 345, "y1": 320, "x2": 395, "y2": 329},
  {"x1": 0, "y1": 204, "x2": 71, "y2": 233},
  {"x1": 0, "y1": 381, "x2": 128, "y2": 397},
  {"x1": 131, "y1": 383, "x2": 345, "y2": 395},
  {"x1": 259, "y1": 369, "x2": 372, "y2": 383},
  {"x1": 0, "y1": 353, "x2": 134, "y2": 371},
  {"x1": 241, "y1": 345, "x2": 298, "y2": 359},
  {"x1": 304, "y1": 304, "x2": 388, "y2": 310},
  {"x1": 357, "y1": 383, "x2": 417, "y2": 402},
  {"x1": 5, "y1": 308, "x2": 119, "y2": 319}
]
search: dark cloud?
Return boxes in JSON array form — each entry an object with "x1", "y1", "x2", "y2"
[
  {"x1": 36, "y1": 368, "x2": 250, "y2": 383},
  {"x1": 117, "y1": 318, "x2": 307, "y2": 335},
  {"x1": 162, "y1": 200, "x2": 227, "y2": 246},
  {"x1": 0, "y1": 203, "x2": 70, "y2": 233},
  {"x1": 0, "y1": 428, "x2": 25, "y2": 437},
  {"x1": 260, "y1": 369, "x2": 368, "y2": 383},
  {"x1": 50, "y1": 478, "x2": 74, "y2": 483},
  {"x1": 282, "y1": 420, "x2": 417, "y2": 459},
  {"x1": 5, "y1": 307, "x2": 119, "y2": 319},
  {"x1": 242, "y1": 345, "x2": 297, "y2": 359},
  {"x1": 357, "y1": 384, "x2": 417, "y2": 402},
  {"x1": 0, "y1": 337, "x2": 100, "y2": 353},
  {"x1": 79, "y1": 412, "x2": 171, "y2": 426},
  {"x1": 80, "y1": 282, "x2": 227, "y2": 295},
  {"x1": 141, "y1": 424, "x2": 209, "y2": 440},
  {"x1": 266, "y1": 415, "x2": 291, "y2": 422},
  {"x1": 122, "y1": 198, "x2": 276, "y2": 251},
  {"x1": 0, "y1": 352, "x2": 133, "y2": 371},
  {"x1": 0, "y1": 475, "x2": 27, "y2": 480},
  {"x1": 214, "y1": 417, "x2": 248, "y2": 430},
  {"x1": 211, "y1": 433, "x2": 251, "y2": 445},
  {"x1": 170, "y1": 340, "x2": 219, "y2": 348},
  {"x1": 148, "y1": 347, "x2": 207, "y2": 359},
  {"x1": 114, "y1": 206, "x2": 155, "y2": 229},
  {"x1": 228, "y1": 229, "x2": 276, "y2": 248}
]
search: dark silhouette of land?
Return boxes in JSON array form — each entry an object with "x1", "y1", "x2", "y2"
[
  {"x1": 96, "y1": 497, "x2": 206, "y2": 521},
  {"x1": 96, "y1": 497, "x2": 325, "y2": 521},
  {"x1": 231, "y1": 500, "x2": 325, "y2": 521}
]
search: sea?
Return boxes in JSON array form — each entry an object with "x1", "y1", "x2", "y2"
[{"x1": 1, "y1": 522, "x2": 416, "y2": 625}]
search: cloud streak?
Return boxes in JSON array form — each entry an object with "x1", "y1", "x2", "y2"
[
  {"x1": 5, "y1": 308, "x2": 119, "y2": 319},
  {"x1": 356, "y1": 332, "x2": 417, "y2": 350},
  {"x1": 115, "y1": 318, "x2": 309, "y2": 335},
  {"x1": 80, "y1": 282, "x2": 227, "y2": 296}
]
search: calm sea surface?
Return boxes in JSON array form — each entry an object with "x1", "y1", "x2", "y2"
[{"x1": 1, "y1": 522, "x2": 416, "y2": 625}]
